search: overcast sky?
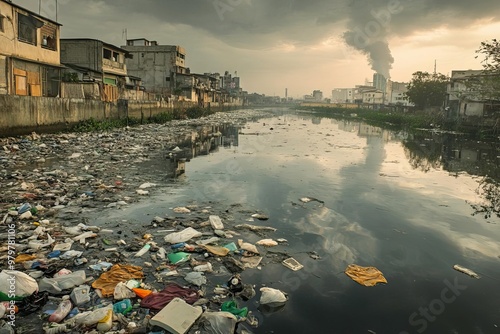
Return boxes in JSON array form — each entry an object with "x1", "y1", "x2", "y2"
[{"x1": 14, "y1": 0, "x2": 500, "y2": 98}]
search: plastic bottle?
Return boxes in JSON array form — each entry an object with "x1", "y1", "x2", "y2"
[
  {"x1": 171, "y1": 242, "x2": 186, "y2": 249},
  {"x1": 75, "y1": 307, "x2": 110, "y2": 326},
  {"x1": 47, "y1": 250, "x2": 61, "y2": 259},
  {"x1": 17, "y1": 203, "x2": 31, "y2": 214},
  {"x1": 113, "y1": 299, "x2": 132, "y2": 315},
  {"x1": 193, "y1": 262, "x2": 213, "y2": 272},
  {"x1": 134, "y1": 244, "x2": 151, "y2": 257},
  {"x1": 49, "y1": 299, "x2": 72, "y2": 323},
  {"x1": 96, "y1": 308, "x2": 113, "y2": 332}
]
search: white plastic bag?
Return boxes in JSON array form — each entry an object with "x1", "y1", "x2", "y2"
[
  {"x1": 114, "y1": 282, "x2": 136, "y2": 300},
  {"x1": 198, "y1": 311, "x2": 237, "y2": 334},
  {"x1": 238, "y1": 239, "x2": 259, "y2": 254},
  {"x1": 259, "y1": 287, "x2": 287, "y2": 305},
  {"x1": 256, "y1": 239, "x2": 278, "y2": 247},
  {"x1": 164, "y1": 227, "x2": 202, "y2": 244},
  {"x1": 184, "y1": 272, "x2": 206, "y2": 286},
  {"x1": 0, "y1": 270, "x2": 38, "y2": 299}
]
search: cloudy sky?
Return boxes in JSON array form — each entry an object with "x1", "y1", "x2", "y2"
[{"x1": 14, "y1": 0, "x2": 500, "y2": 97}]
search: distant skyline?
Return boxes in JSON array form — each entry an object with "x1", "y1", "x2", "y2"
[{"x1": 13, "y1": 0, "x2": 498, "y2": 97}]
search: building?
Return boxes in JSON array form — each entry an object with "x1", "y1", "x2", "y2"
[
  {"x1": 332, "y1": 88, "x2": 354, "y2": 103},
  {"x1": 446, "y1": 70, "x2": 494, "y2": 117},
  {"x1": 60, "y1": 39, "x2": 131, "y2": 86},
  {"x1": 386, "y1": 80, "x2": 412, "y2": 106},
  {"x1": 122, "y1": 38, "x2": 188, "y2": 95},
  {"x1": 220, "y1": 71, "x2": 241, "y2": 94},
  {"x1": 0, "y1": 0, "x2": 62, "y2": 96},
  {"x1": 373, "y1": 73, "x2": 387, "y2": 93},
  {"x1": 176, "y1": 72, "x2": 222, "y2": 106},
  {"x1": 312, "y1": 90, "x2": 323, "y2": 101},
  {"x1": 361, "y1": 89, "x2": 384, "y2": 105}
]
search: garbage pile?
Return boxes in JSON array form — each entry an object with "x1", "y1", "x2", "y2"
[
  {"x1": 0, "y1": 109, "x2": 298, "y2": 334},
  {"x1": 1, "y1": 205, "x2": 290, "y2": 334}
]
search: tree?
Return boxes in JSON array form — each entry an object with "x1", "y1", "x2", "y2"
[
  {"x1": 472, "y1": 39, "x2": 500, "y2": 101},
  {"x1": 405, "y1": 71, "x2": 449, "y2": 110}
]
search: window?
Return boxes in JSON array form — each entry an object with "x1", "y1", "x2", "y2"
[
  {"x1": 18, "y1": 13, "x2": 41, "y2": 45},
  {"x1": 103, "y1": 48, "x2": 112, "y2": 60},
  {"x1": 41, "y1": 22, "x2": 57, "y2": 51},
  {"x1": 0, "y1": 13, "x2": 4, "y2": 33}
]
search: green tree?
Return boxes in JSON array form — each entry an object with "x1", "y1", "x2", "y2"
[{"x1": 405, "y1": 71, "x2": 449, "y2": 110}]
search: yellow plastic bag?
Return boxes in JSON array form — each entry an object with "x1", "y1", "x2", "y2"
[{"x1": 344, "y1": 264, "x2": 387, "y2": 287}]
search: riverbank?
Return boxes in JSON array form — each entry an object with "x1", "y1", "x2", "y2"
[{"x1": 296, "y1": 106, "x2": 499, "y2": 140}]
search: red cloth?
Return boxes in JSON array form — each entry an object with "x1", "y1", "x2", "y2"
[{"x1": 140, "y1": 283, "x2": 199, "y2": 310}]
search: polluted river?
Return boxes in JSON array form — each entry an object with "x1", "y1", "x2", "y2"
[{"x1": 1, "y1": 108, "x2": 499, "y2": 334}]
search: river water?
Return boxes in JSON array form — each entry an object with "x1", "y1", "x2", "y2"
[{"x1": 94, "y1": 108, "x2": 500, "y2": 333}]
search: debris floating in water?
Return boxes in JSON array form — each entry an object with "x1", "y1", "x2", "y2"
[
  {"x1": 344, "y1": 264, "x2": 387, "y2": 286},
  {"x1": 299, "y1": 197, "x2": 324, "y2": 204},
  {"x1": 453, "y1": 265, "x2": 481, "y2": 279},
  {"x1": 235, "y1": 224, "x2": 277, "y2": 232},
  {"x1": 282, "y1": 257, "x2": 304, "y2": 271},
  {"x1": 251, "y1": 213, "x2": 269, "y2": 220}
]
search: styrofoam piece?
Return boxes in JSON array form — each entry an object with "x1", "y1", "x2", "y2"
[
  {"x1": 149, "y1": 298, "x2": 202, "y2": 334},
  {"x1": 282, "y1": 257, "x2": 304, "y2": 271}
]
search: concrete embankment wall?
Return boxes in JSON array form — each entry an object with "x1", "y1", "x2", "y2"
[{"x1": 0, "y1": 95, "x2": 242, "y2": 136}]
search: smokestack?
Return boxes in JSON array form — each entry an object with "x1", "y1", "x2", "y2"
[{"x1": 285, "y1": 88, "x2": 288, "y2": 99}]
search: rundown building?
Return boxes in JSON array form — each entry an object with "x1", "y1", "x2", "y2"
[
  {"x1": 122, "y1": 38, "x2": 188, "y2": 95},
  {"x1": 446, "y1": 70, "x2": 492, "y2": 117},
  {"x1": 176, "y1": 72, "x2": 223, "y2": 107},
  {"x1": 60, "y1": 39, "x2": 132, "y2": 101},
  {"x1": 60, "y1": 39, "x2": 130, "y2": 85},
  {"x1": 0, "y1": 0, "x2": 62, "y2": 96}
]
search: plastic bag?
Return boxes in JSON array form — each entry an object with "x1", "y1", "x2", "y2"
[
  {"x1": 164, "y1": 227, "x2": 202, "y2": 244},
  {"x1": 221, "y1": 300, "x2": 248, "y2": 318},
  {"x1": 256, "y1": 239, "x2": 278, "y2": 247},
  {"x1": 259, "y1": 287, "x2": 287, "y2": 305},
  {"x1": 198, "y1": 311, "x2": 237, "y2": 334},
  {"x1": 184, "y1": 272, "x2": 206, "y2": 286},
  {"x1": 113, "y1": 282, "x2": 136, "y2": 300},
  {"x1": 0, "y1": 270, "x2": 38, "y2": 301},
  {"x1": 237, "y1": 239, "x2": 259, "y2": 254}
]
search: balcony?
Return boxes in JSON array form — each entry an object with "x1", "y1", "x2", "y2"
[{"x1": 102, "y1": 58, "x2": 127, "y2": 75}]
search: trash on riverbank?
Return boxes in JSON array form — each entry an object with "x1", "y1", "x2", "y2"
[{"x1": 0, "y1": 110, "x2": 300, "y2": 333}]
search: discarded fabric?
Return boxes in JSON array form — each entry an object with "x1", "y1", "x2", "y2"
[
  {"x1": 140, "y1": 284, "x2": 199, "y2": 310},
  {"x1": 91, "y1": 264, "x2": 144, "y2": 297}
]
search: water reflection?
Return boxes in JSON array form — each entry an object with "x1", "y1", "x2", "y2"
[
  {"x1": 333, "y1": 119, "x2": 500, "y2": 219},
  {"x1": 402, "y1": 130, "x2": 500, "y2": 218},
  {"x1": 164, "y1": 123, "x2": 240, "y2": 177}
]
